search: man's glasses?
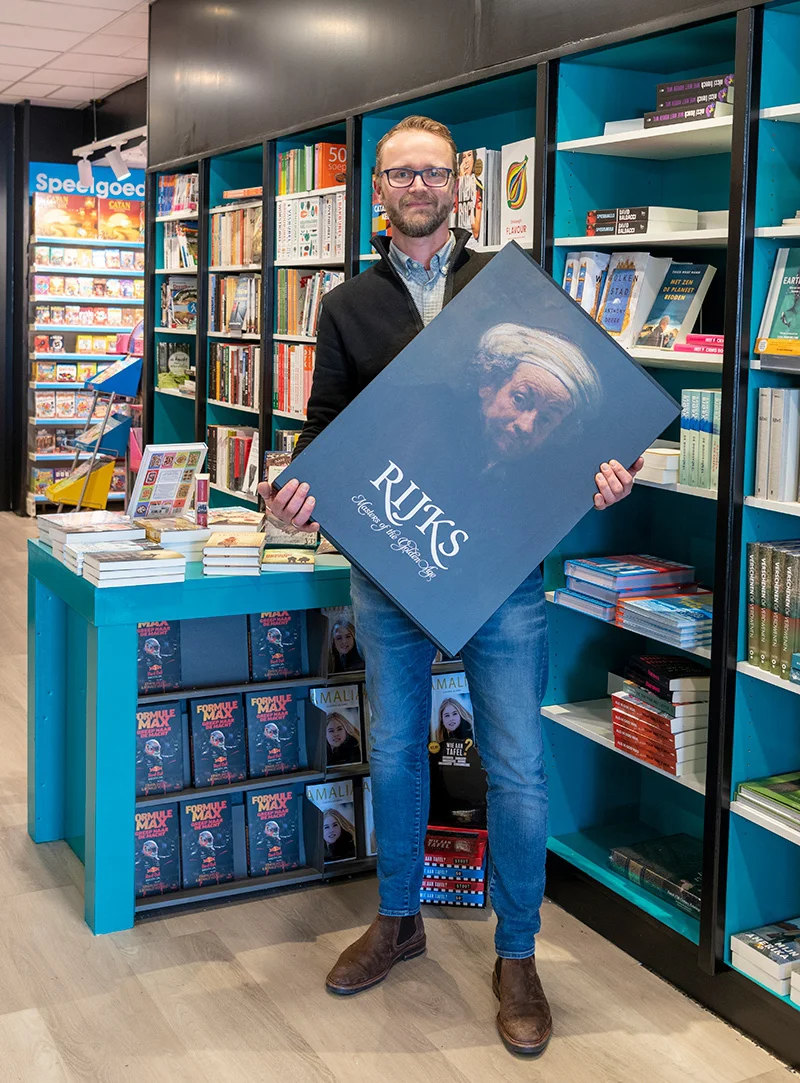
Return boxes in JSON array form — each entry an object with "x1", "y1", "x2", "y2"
[{"x1": 379, "y1": 167, "x2": 453, "y2": 189}]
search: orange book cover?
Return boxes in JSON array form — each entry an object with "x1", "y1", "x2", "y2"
[
  {"x1": 315, "y1": 143, "x2": 347, "y2": 189},
  {"x1": 33, "y1": 193, "x2": 97, "y2": 239},
  {"x1": 98, "y1": 198, "x2": 144, "y2": 242}
]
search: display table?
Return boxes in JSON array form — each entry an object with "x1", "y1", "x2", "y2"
[{"x1": 27, "y1": 539, "x2": 351, "y2": 934}]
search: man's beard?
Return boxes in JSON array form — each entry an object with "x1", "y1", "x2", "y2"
[{"x1": 386, "y1": 191, "x2": 452, "y2": 238}]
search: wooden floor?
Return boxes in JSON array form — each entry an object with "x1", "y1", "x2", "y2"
[{"x1": 2, "y1": 511, "x2": 794, "y2": 1083}]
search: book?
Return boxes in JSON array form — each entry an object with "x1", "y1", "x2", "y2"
[
  {"x1": 323, "y1": 604, "x2": 364, "y2": 674},
  {"x1": 137, "y1": 620, "x2": 182, "y2": 694},
  {"x1": 731, "y1": 950, "x2": 792, "y2": 996},
  {"x1": 135, "y1": 701, "x2": 184, "y2": 795},
  {"x1": 248, "y1": 610, "x2": 308, "y2": 681},
  {"x1": 739, "y1": 771, "x2": 800, "y2": 816},
  {"x1": 281, "y1": 243, "x2": 679, "y2": 656},
  {"x1": 755, "y1": 388, "x2": 772, "y2": 499},
  {"x1": 564, "y1": 576, "x2": 699, "y2": 606},
  {"x1": 575, "y1": 252, "x2": 610, "y2": 317},
  {"x1": 157, "y1": 341, "x2": 192, "y2": 389},
  {"x1": 500, "y1": 137, "x2": 535, "y2": 247},
  {"x1": 310, "y1": 683, "x2": 363, "y2": 767},
  {"x1": 245, "y1": 785, "x2": 303, "y2": 877},
  {"x1": 609, "y1": 833, "x2": 702, "y2": 916},
  {"x1": 596, "y1": 252, "x2": 672, "y2": 349},
  {"x1": 305, "y1": 779, "x2": 357, "y2": 862},
  {"x1": 134, "y1": 803, "x2": 181, "y2": 898},
  {"x1": 731, "y1": 919, "x2": 800, "y2": 980},
  {"x1": 625, "y1": 654, "x2": 711, "y2": 694},
  {"x1": 189, "y1": 694, "x2": 248, "y2": 787},
  {"x1": 552, "y1": 587, "x2": 616, "y2": 621},
  {"x1": 635, "y1": 264, "x2": 715, "y2": 349},
  {"x1": 756, "y1": 249, "x2": 800, "y2": 356},
  {"x1": 204, "y1": 532, "x2": 266, "y2": 555},
  {"x1": 362, "y1": 776, "x2": 377, "y2": 856},
  {"x1": 260, "y1": 548, "x2": 315, "y2": 572},
  {"x1": 180, "y1": 797, "x2": 236, "y2": 887},
  {"x1": 564, "y1": 555, "x2": 695, "y2": 591},
  {"x1": 644, "y1": 102, "x2": 734, "y2": 127},
  {"x1": 562, "y1": 251, "x2": 581, "y2": 297},
  {"x1": 656, "y1": 74, "x2": 734, "y2": 106},
  {"x1": 429, "y1": 670, "x2": 475, "y2": 748},
  {"x1": 245, "y1": 689, "x2": 302, "y2": 777},
  {"x1": 424, "y1": 827, "x2": 488, "y2": 870},
  {"x1": 766, "y1": 388, "x2": 800, "y2": 502}
]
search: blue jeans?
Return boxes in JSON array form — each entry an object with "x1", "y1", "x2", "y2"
[{"x1": 349, "y1": 565, "x2": 549, "y2": 959}]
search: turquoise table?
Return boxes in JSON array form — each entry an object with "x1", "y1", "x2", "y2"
[{"x1": 27, "y1": 539, "x2": 351, "y2": 934}]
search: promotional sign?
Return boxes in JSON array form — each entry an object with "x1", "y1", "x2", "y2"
[
  {"x1": 280, "y1": 242, "x2": 680, "y2": 656},
  {"x1": 30, "y1": 161, "x2": 146, "y2": 200}
]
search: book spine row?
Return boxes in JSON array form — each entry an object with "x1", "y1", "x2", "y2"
[
  {"x1": 208, "y1": 273, "x2": 261, "y2": 335},
  {"x1": 273, "y1": 343, "x2": 315, "y2": 417},
  {"x1": 276, "y1": 192, "x2": 345, "y2": 261},
  {"x1": 754, "y1": 387, "x2": 800, "y2": 502},
  {"x1": 210, "y1": 205, "x2": 263, "y2": 268},
  {"x1": 746, "y1": 540, "x2": 800, "y2": 676},
  {"x1": 157, "y1": 173, "x2": 199, "y2": 215},
  {"x1": 275, "y1": 269, "x2": 345, "y2": 336},
  {"x1": 206, "y1": 423, "x2": 258, "y2": 494},
  {"x1": 679, "y1": 389, "x2": 720, "y2": 490},
  {"x1": 209, "y1": 343, "x2": 261, "y2": 409}
]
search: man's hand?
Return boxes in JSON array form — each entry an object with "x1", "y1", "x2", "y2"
[
  {"x1": 593, "y1": 458, "x2": 644, "y2": 511},
  {"x1": 256, "y1": 478, "x2": 320, "y2": 532}
]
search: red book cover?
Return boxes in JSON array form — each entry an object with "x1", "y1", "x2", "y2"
[
  {"x1": 612, "y1": 714, "x2": 677, "y2": 755},
  {"x1": 315, "y1": 143, "x2": 347, "y2": 188},
  {"x1": 424, "y1": 826, "x2": 488, "y2": 869},
  {"x1": 613, "y1": 731, "x2": 679, "y2": 772},
  {"x1": 422, "y1": 877, "x2": 485, "y2": 893}
]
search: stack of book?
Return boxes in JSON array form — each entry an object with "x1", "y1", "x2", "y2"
[
  {"x1": 38, "y1": 510, "x2": 145, "y2": 553},
  {"x1": 610, "y1": 655, "x2": 710, "y2": 777},
  {"x1": 210, "y1": 202, "x2": 262, "y2": 267},
  {"x1": 754, "y1": 388, "x2": 800, "y2": 502},
  {"x1": 157, "y1": 173, "x2": 199, "y2": 215},
  {"x1": 190, "y1": 506, "x2": 263, "y2": 532},
  {"x1": 608, "y1": 833, "x2": 702, "y2": 917},
  {"x1": 585, "y1": 206, "x2": 699, "y2": 236},
  {"x1": 679, "y1": 389, "x2": 722, "y2": 491},
  {"x1": 602, "y1": 74, "x2": 734, "y2": 134},
  {"x1": 731, "y1": 918, "x2": 800, "y2": 997},
  {"x1": 62, "y1": 539, "x2": 155, "y2": 574},
  {"x1": 616, "y1": 591, "x2": 713, "y2": 651},
  {"x1": 203, "y1": 532, "x2": 266, "y2": 576},
  {"x1": 746, "y1": 540, "x2": 800, "y2": 678},
  {"x1": 556, "y1": 554, "x2": 698, "y2": 623},
  {"x1": 261, "y1": 548, "x2": 315, "y2": 573},
  {"x1": 680, "y1": 333, "x2": 724, "y2": 356},
  {"x1": 421, "y1": 826, "x2": 488, "y2": 907},
  {"x1": 275, "y1": 268, "x2": 345, "y2": 337},
  {"x1": 273, "y1": 342, "x2": 315, "y2": 417},
  {"x1": 736, "y1": 772, "x2": 800, "y2": 834},
  {"x1": 136, "y1": 517, "x2": 211, "y2": 562},
  {"x1": 637, "y1": 444, "x2": 680, "y2": 486},
  {"x1": 82, "y1": 547, "x2": 187, "y2": 588}
]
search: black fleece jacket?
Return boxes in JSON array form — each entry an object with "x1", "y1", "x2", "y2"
[{"x1": 293, "y1": 227, "x2": 492, "y2": 457}]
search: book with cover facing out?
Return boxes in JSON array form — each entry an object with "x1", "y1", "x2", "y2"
[
  {"x1": 596, "y1": 252, "x2": 672, "y2": 349},
  {"x1": 245, "y1": 785, "x2": 303, "y2": 877},
  {"x1": 311, "y1": 684, "x2": 363, "y2": 768},
  {"x1": 189, "y1": 694, "x2": 247, "y2": 787},
  {"x1": 137, "y1": 620, "x2": 182, "y2": 694},
  {"x1": 306, "y1": 779, "x2": 357, "y2": 863},
  {"x1": 248, "y1": 610, "x2": 308, "y2": 681},
  {"x1": 245, "y1": 689, "x2": 302, "y2": 777},
  {"x1": 635, "y1": 263, "x2": 716, "y2": 349},
  {"x1": 279, "y1": 243, "x2": 678, "y2": 656},
  {"x1": 135, "y1": 701, "x2": 184, "y2": 796},
  {"x1": 180, "y1": 797, "x2": 236, "y2": 887},
  {"x1": 500, "y1": 138, "x2": 535, "y2": 247},
  {"x1": 134, "y1": 803, "x2": 181, "y2": 897},
  {"x1": 756, "y1": 249, "x2": 800, "y2": 356}
]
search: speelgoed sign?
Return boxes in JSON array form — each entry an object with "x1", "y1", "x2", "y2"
[{"x1": 278, "y1": 242, "x2": 680, "y2": 656}]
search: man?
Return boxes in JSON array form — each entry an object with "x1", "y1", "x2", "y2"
[{"x1": 259, "y1": 115, "x2": 642, "y2": 1058}]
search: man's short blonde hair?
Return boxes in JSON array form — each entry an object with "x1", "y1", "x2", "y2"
[{"x1": 375, "y1": 115, "x2": 458, "y2": 175}]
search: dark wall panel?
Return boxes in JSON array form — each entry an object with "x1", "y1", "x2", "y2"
[
  {"x1": 87, "y1": 77, "x2": 147, "y2": 141},
  {"x1": 0, "y1": 106, "x2": 13, "y2": 511}
]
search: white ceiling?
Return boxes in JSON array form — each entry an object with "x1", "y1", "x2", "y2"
[{"x1": 0, "y1": 0, "x2": 149, "y2": 109}]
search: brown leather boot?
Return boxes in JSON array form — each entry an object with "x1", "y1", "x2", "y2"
[
  {"x1": 492, "y1": 956, "x2": 552, "y2": 1055},
  {"x1": 325, "y1": 913, "x2": 426, "y2": 995}
]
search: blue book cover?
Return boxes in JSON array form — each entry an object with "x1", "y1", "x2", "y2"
[
  {"x1": 137, "y1": 620, "x2": 181, "y2": 694},
  {"x1": 180, "y1": 797, "x2": 236, "y2": 888},
  {"x1": 248, "y1": 611, "x2": 308, "y2": 681},
  {"x1": 135, "y1": 700, "x2": 184, "y2": 796},
  {"x1": 134, "y1": 803, "x2": 181, "y2": 897},
  {"x1": 279, "y1": 243, "x2": 679, "y2": 656},
  {"x1": 189, "y1": 694, "x2": 247, "y2": 787},
  {"x1": 245, "y1": 689, "x2": 302, "y2": 778},
  {"x1": 636, "y1": 264, "x2": 714, "y2": 349},
  {"x1": 245, "y1": 785, "x2": 304, "y2": 877}
]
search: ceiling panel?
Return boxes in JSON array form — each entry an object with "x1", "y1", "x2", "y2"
[{"x1": 0, "y1": 0, "x2": 148, "y2": 108}]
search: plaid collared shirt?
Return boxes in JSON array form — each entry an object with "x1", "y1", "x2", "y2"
[{"x1": 387, "y1": 231, "x2": 455, "y2": 326}]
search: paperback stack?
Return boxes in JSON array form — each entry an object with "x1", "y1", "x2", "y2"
[
  {"x1": 62, "y1": 539, "x2": 157, "y2": 575},
  {"x1": 681, "y1": 333, "x2": 724, "y2": 356},
  {"x1": 421, "y1": 826, "x2": 488, "y2": 907},
  {"x1": 82, "y1": 548, "x2": 186, "y2": 588},
  {"x1": 608, "y1": 833, "x2": 702, "y2": 917},
  {"x1": 753, "y1": 388, "x2": 800, "y2": 502},
  {"x1": 745, "y1": 540, "x2": 800, "y2": 677},
  {"x1": 610, "y1": 654, "x2": 710, "y2": 777},
  {"x1": 731, "y1": 918, "x2": 800, "y2": 996},
  {"x1": 556, "y1": 554, "x2": 698, "y2": 623},
  {"x1": 616, "y1": 591, "x2": 713, "y2": 652},
  {"x1": 203, "y1": 532, "x2": 266, "y2": 576},
  {"x1": 602, "y1": 74, "x2": 734, "y2": 134},
  {"x1": 585, "y1": 206, "x2": 699, "y2": 236},
  {"x1": 679, "y1": 389, "x2": 722, "y2": 491},
  {"x1": 637, "y1": 444, "x2": 680, "y2": 486},
  {"x1": 736, "y1": 772, "x2": 800, "y2": 834},
  {"x1": 38, "y1": 510, "x2": 145, "y2": 552},
  {"x1": 136, "y1": 516, "x2": 211, "y2": 562},
  {"x1": 261, "y1": 548, "x2": 315, "y2": 573}
]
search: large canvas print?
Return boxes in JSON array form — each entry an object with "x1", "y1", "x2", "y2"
[{"x1": 280, "y1": 243, "x2": 679, "y2": 656}]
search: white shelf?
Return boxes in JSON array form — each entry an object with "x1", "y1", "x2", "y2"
[
  {"x1": 731, "y1": 797, "x2": 800, "y2": 847},
  {"x1": 209, "y1": 264, "x2": 261, "y2": 273},
  {"x1": 155, "y1": 211, "x2": 198, "y2": 222},
  {"x1": 155, "y1": 387, "x2": 195, "y2": 401},
  {"x1": 273, "y1": 409, "x2": 306, "y2": 420},
  {"x1": 635, "y1": 478, "x2": 718, "y2": 500},
  {"x1": 209, "y1": 481, "x2": 257, "y2": 504},
  {"x1": 273, "y1": 333, "x2": 316, "y2": 343},
  {"x1": 737, "y1": 660, "x2": 800, "y2": 693},
  {"x1": 154, "y1": 326, "x2": 196, "y2": 335},
  {"x1": 33, "y1": 266, "x2": 143, "y2": 277},
  {"x1": 760, "y1": 103, "x2": 800, "y2": 123},
  {"x1": 557, "y1": 116, "x2": 733, "y2": 159},
  {"x1": 750, "y1": 356, "x2": 800, "y2": 374},
  {"x1": 541, "y1": 699, "x2": 706, "y2": 795},
  {"x1": 275, "y1": 185, "x2": 346, "y2": 201},
  {"x1": 155, "y1": 267, "x2": 197, "y2": 274},
  {"x1": 273, "y1": 258, "x2": 345, "y2": 267},
  {"x1": 210, "y1": 200, "x2": 263, "y2": 213},
  {"x1": 555, "y1": 228, "x2": 728, "y2": 247},
  {"x1": 755, "y1": 225, "x2": 800, "y2": 238},
  {"x1": 629, "y1": 345, "x2": 723, "y2": 371},
  {"x1": 207, "y1": 331, "x2": 260, "y2": 340},
  {"x1": 207, "y1": 398, "x2": 259, "y2": 414},
  {"x1": 745, "y1": 496, "x2": 800, "y2": 516},
  {"x1": 546, "y1": 591, "x2": 711, "y2": 659},
  {"x1": 359, "y1": 253, "x2": 380, "y2": 261}
]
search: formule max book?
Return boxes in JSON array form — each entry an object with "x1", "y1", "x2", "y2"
[{"x1": 279, "y1": 242, "x2": 678, "y2": 656}]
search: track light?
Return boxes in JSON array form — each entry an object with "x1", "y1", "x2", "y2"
[
  {"x1": 105, "y1": 146, "x2": 131, "y2": 181},
  {"x1": 77, "y1": 157, "x2": 93, "y2": 188}
]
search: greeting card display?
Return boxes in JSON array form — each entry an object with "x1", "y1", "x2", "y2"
[{"x1": 130, "y1": 442, "x2": 207, "y2": 520}]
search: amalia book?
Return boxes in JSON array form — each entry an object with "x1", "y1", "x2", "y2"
[{"x1": 281, "y1": 242, "x2": 679, "y2": 656}]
